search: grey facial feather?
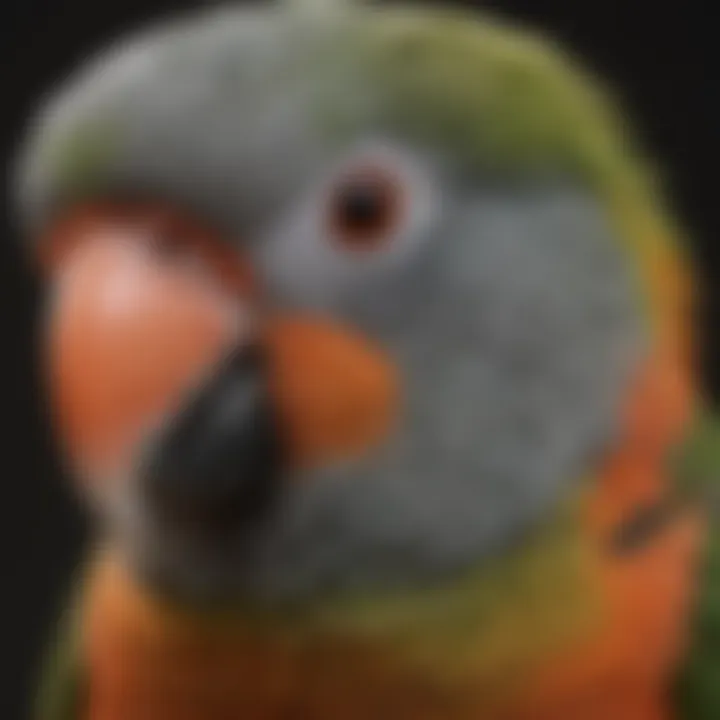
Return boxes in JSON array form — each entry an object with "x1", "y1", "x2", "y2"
[{"x1": 238, "y1": 187, "x2": 645, "y2": 599}]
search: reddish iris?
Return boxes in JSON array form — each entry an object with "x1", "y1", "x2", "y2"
[{"x1": 328, "y1": 166, "x2": 404, "y2": 251}]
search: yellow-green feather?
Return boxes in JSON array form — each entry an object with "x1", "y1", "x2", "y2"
[
  {"x1": 673, "y1": 412, "x2": 720, "y2": 719},
  {"x1": 135, "y1": 493, "x2": 599, "y2": 690},
  {"x1": 347, "y1": 5, "x2": 690, "y2": 338},
  {"x1": 34, "y1": 586, "x2": 84, "y2": 720}
]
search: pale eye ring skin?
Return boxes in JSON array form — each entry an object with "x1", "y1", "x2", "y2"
[
  {"x1": 321, "y1": 142, "x2": 440, "y2": 262},
  {"x1": 257, "y1": 142, "x2": 441, "y2": 308}
]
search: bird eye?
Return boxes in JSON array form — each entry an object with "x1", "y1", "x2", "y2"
[{"x1": 327, "y1": 165, "x2": 406, "y2": 252}]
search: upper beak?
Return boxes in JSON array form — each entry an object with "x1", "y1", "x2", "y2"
[{"x1": 42, "y1": 204, "x2": 399, "y2": 526}]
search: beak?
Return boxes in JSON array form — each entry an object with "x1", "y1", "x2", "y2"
[
  {"x1": 141, "y1": 342, "x2": 284, "y2": 536},
  {"x1": 42, "y1": 203, "x2": 399, "y2": 530}
]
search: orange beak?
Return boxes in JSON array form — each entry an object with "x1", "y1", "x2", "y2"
[{"x1": 40, "y1": 203, "x2": 399, "y2": 490}]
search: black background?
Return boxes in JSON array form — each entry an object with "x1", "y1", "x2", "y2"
[{"x1": 0, "y1": 1, "x2": 715, "y2": 718}]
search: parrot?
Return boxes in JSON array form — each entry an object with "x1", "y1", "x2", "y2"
[{"x1": 11, "y1": 0, "x2": 720, "y2": 718}]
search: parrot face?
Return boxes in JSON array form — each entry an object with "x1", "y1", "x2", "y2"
[{"x1": 17, "y1": 4, "x2": 649, "y2": 602}]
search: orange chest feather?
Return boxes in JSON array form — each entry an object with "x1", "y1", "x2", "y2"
[{"x1": 82, "y1": 350, "x2": 704, "y2": 720}]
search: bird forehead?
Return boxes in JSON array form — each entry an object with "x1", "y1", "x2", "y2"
[{"x1": 17, "y1": 3, "x2": 628, "y2": 243}]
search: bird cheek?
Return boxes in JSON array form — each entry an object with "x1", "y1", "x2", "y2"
[
  {"x1": 265, "y1": 316, "x2": 401, "y2": 472},
  {"x1": 44, "y1": 228, "x2": 244, "y2": 491}
]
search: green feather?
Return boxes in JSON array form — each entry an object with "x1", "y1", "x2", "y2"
[
  {"x1": 672, "y1": 410, "x2": 720, "y2": 502},
  {"x1": 47, "y1": 118, "x2": 118, "y2": 196},
  {"x1": 33, "y1": 585, "x2": 85, "y2": 720},
  {"x1": 675, "y1": 522, "x2": 720, "y2": 719},
  {"x1": 673, "y1": 410, "x2": 720, "y2": 718},
  {"x1": 345, "y1": 5, "x2": 687, "y2": 336},
  {"x1": 354, "y1": 7, "x2": 659, "y2": 196}
]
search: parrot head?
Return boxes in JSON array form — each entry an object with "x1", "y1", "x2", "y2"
[{"x1": 14, "y1": 0, "x2": 690, "y2": 608}]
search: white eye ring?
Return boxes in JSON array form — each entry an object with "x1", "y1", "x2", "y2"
[
  {"x1": 320, "y1": 141, "x2": 439, "y2": 262},
  {"x1": 258, "y1": 141, "x2": 440, "y2": 308}
]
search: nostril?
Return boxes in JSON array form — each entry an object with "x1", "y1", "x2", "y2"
[{"x1": 141, "y1": 340, "x2": 285, "y2": 533}]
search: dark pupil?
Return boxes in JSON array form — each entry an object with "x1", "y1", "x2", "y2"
[{"x1": 337, "y1": 181, "x2": 386, "y2": 231}]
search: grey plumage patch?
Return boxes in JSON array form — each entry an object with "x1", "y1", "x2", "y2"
[
  {"x1": 13, "y1": 6, "x2": 354, "y2": 239},
  {"x1": 236, "y1": 186, "x2": 646, "y2": 599}
]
